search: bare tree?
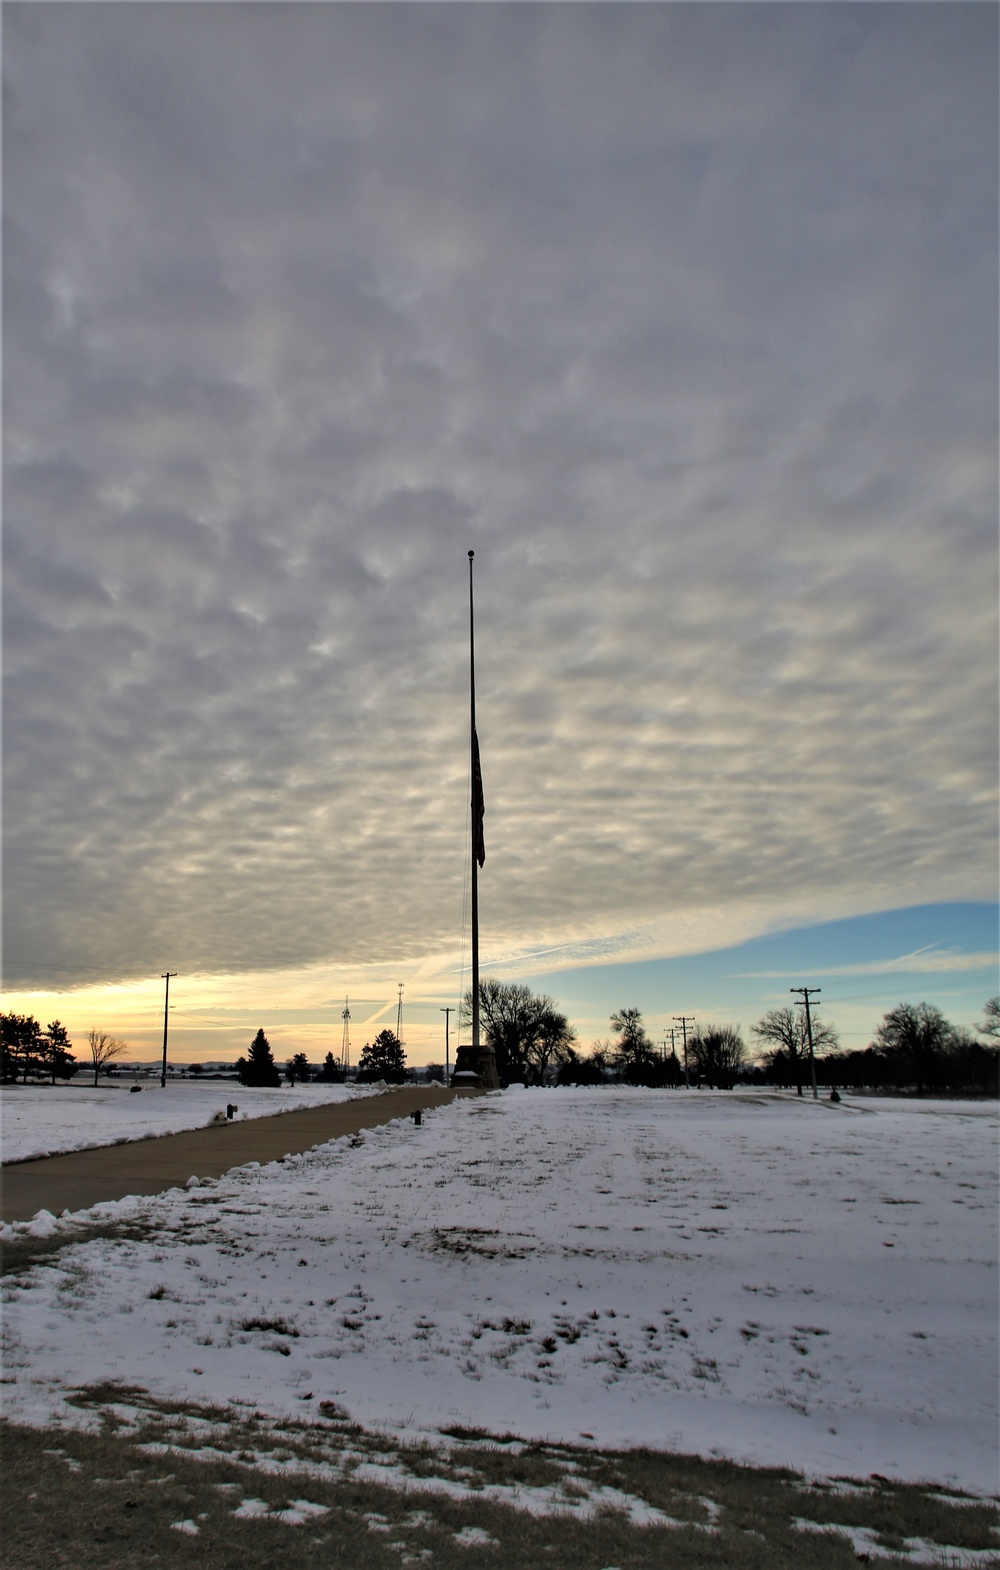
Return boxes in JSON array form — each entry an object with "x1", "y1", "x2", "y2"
[
  {"x1": 460, "y1": 979, "x2": 535, "y2": 1081},
  {"x1": 588, "y1": 1040, "x2": 613, "y2": 1074},
  {"x1": 872, "y1": 1003, "x2": 951, "y2": 1095},
  {"x1": 751, "y1": 1007, "x2": 838, "y2": 1096},
  {"x1": 460, "y1": 980, "x2": 574, "y2": 1084},
  {"x1": 87, "y1": 1028, "x2": 127, "y2": 1087},
  {"x1": 527, "y1": 1002, "x2": 577, "y2": 1083},
  {"x1": 979, "y1": 997, "x2": 1000, "y2": 1039},
  {"x1": 688, "y1": 1025, "x2": 746, "y2": 1089},
  {"x1": 610, "y1": 1007, "x2": 658, "y2": 1083}
]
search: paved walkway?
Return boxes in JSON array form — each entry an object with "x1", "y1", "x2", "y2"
[{"x1": 1, "y1": 1086, "x2": 470, "y2": 1223}]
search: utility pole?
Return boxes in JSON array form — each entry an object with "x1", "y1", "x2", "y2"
[
  {"x1": 791, "y1": 987, "x2": 821, "y2": 1100},
  {"x1": 160, "y1": 973, "x2": 177, "y2": 1088},
  {"x1": 660, "y1": 1027, "x2": 677, "y2": 1072},
  {"x1": 673, "y1": 1016, "x2": 694, "y2": 1088},
  {"x1": 440, "y1": 1006, "x2": 453, "y2": 1083}
]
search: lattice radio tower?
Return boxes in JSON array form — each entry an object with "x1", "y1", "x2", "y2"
[
  {"x1": 340, "y1": 997, "x2": 351, "y2": 1071},
  {"x1": 396, "y1": 983, "x2": 404, "y2": 1042}
]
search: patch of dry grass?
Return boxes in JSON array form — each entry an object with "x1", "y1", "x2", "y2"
[
  {"x1": 0, "y1": 1218, "x2": 164, "y2": 1279},
  {"x1": 3, "y1": 1387, "x2": 997, "y2": 1570}
]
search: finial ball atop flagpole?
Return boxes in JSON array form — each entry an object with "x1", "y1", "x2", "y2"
[{"x1": 468, "y1": 549, "x2": 474, "y2": 560}]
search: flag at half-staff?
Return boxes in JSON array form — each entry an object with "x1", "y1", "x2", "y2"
[
  {"x1": 451, "y1": 548, "x2": 499, "y2": 1092},
  {"x1": 472, "y1": 727, "x2": 485, "y2": 869}
]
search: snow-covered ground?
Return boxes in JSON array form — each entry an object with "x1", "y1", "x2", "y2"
[
  {"x1": 1, "y1": 1079, "x2": 384, "y2": 1163},
  {"x1": 2, "y1": 1088, "x2": 997, "y2": 1494}
]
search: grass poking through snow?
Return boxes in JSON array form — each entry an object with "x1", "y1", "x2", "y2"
[{"x1": 2, "y1": 1387, "x2": 996, "y2": 1569}]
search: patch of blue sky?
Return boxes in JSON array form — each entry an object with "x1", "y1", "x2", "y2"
[{"x1": 522, "y1": 903, "x2": 999, "y2": 1051}]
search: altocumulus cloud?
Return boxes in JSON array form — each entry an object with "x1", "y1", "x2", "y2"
[{"x1": 3, "y1": 5, "x2": 997, "y2": 991}]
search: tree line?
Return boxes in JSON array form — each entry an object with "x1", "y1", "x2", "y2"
[
  {"x1": 452, "y1": 982, "x2": 999, "y2": 1096},
  {"x1": 1, "y1": 1016, "x2": 127, "y2": 1086},
  {"x1": 0, "y1": 1014, "x2": 411, "y2": 1089},
  {"x1": 451, "y1": 985, "x2": 749, "y2": 1089},
  {"x1": 775, "y1": 1000, "x2": 999, "y2": 1097},
  {"x1": 235, "y1": 1027, "x2": 407, "y2": 1086},
  {"x1": 5, "y1": 993, "x2": 997, "y2": 1095}
]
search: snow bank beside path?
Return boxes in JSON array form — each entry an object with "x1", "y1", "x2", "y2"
[
  {"x1": 2, "y1": 1089, "x2": 997, "y2": 1493},
  {"x1": 0, "y1": 1080, "x2": 386, "y2": 1163}
]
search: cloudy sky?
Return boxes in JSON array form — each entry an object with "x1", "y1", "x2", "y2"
[{"x1": 4, "y1": 4, "x2": 997, "y2": 1062}]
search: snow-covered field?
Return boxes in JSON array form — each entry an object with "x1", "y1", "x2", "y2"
[
  {"x1": 2, "y1": 1088, "x2": 997, "y2": 1495},
  {"x1": 1, "y1": 1079, "x2": 381, "y2": 1163}
]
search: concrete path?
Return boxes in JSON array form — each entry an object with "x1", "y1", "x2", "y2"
[{"x1": 1, "y1": 1086, "x2": 469, "y2": 1223}]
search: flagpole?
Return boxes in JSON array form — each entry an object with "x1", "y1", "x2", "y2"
[
  {"x1": 452, "y1": 550, "x2": 498, "y2": 1092},
  {"x1": 469, "y1": 550, "x2": 480, "y2": 1057}
]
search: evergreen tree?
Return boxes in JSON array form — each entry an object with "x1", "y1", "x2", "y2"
[
  {"x1": 555, "y1": 1045, "x2": 603, "y2": 1086},
  {"x1": 286, "y1": 1051, "x2": 311, "y2": 1084},
  {"x1": 1, "y1": 1014, "x2": 45, "y2": 1082},
  {"x1": 44, "y1": 1020, "x2": 76, "y2": 1083},
  {"x1": 357, "y1": 1029, "x2": 407, "y2": 1084},
  {"x1": 662, "y1": 1048, "x2": 683, "y2": 1088},
  {"x1": 236, "y1": 1029, "x2": 281, "y2": 1087},
  {"x1": 320, "y1": 1051, "x2": 345, "y2": 1083}
]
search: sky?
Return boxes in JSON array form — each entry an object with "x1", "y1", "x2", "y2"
[{"x1": 3, "y1": 4, "x2": 997, "y2": 1065}]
